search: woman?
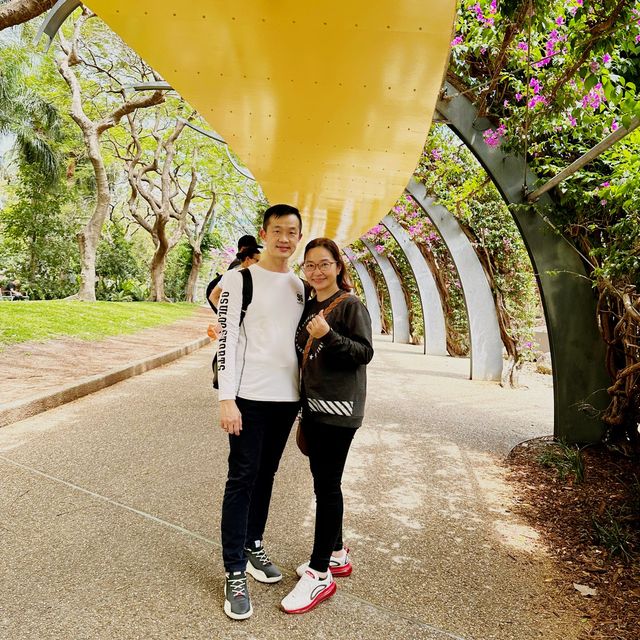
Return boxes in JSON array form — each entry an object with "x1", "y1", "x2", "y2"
[
  {"x1": 208, "y1": 246, "x2": 260, "y2": 312},
  {"x1": 281, "y1": 238, "x2": 374, "y2": 614}
]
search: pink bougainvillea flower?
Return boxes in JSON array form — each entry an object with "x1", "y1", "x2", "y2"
[
  {"x1": 451, "y1": 35, "x2": 463, "y2": 46},
  {"x1": 374, "y1": 244, "x2": 385, "y2": 254},
  {"x1": 636, "y1": 34, "x2": 640, "y2": 44},
  {"x1": 611, "y1": 120, "x2": 619, "y2": 132},
  {"x1": 482, "y1": 123, "x2": 507, "y2": 148},
  {"x1": 431, "y1": 148, "x2": 443, "y2": 160},
  {"x1": 555, "y1": 16, "x2": 565, "y2": 25},
  {"x1": 600, "y1": 181, "x2": 610, "y2": 188},
  {"x1": 529, "y1": 77, "x2": 541, "y2": 94},
  {"x1": 602, "y1": 53, "x2": 612, "y2": 64},
  {"x1": 568, "y1": 115, "x2": 577, "y2": 127},
  {"x1": 528, "y1": 94, "x2": 548, "y2": 109},
  {"x1": 471, "y1": 2, "x2": 494, "y2": 26},
  {"x1": 516, "y1": 41, "x2": 528, "y2": 51},
  {"x1": 600, "y1": 199, "x2": 607, "y2": 206},
  {"x1": 581, "y1": 83, "x2": 605, "y2": 110},
  {"x1": 515, "y1": 92, "x2": 523, "y2": 101}
]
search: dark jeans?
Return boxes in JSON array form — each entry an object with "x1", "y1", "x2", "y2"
[
  {"x1": 220, "y1": 397, "x2": 299, "y2": 572},
  {"x1": 303, "y1": 418, "x2": 356, "y2": 573}
]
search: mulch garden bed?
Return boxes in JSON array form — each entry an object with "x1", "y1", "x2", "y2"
[{"x1": 507, "y1": 437, "x2": 640, "y2": 639}]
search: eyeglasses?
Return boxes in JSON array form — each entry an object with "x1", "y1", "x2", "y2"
[{"x1": 302, "y1": 261, "x2": 337, "y2": 273}]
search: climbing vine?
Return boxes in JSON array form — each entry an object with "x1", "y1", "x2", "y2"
[{"x1": 446, "y1": 0, "x2": 639, "y2": 442}]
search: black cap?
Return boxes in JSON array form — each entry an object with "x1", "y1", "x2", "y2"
[{"x1": 237, "y1": 234, "x2": 262, "y2": 250}]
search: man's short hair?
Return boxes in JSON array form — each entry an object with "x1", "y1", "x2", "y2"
[{"x1": 262, "y1": 204, "x2": 302, "y2": 232}]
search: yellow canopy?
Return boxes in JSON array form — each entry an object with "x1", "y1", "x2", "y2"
[{"x1": 85, "y1": 1, "x2": 456, "y2": 245}]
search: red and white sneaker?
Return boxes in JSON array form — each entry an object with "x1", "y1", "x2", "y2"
[
  {"x1": 281, "y1": 568, "x2": 336, "y2": 614},
  {"x1": 296, "y1": 548, "x2": 352, "y2": 578}
]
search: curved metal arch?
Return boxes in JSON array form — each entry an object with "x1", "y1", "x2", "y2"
[
  {"x1": 361, "y1": 239, "x2": 411, "y2": 344},
  {"x1": 437, "y1": 82, "x2": 609, "y2": 442},
  {"x1": 382, "y1": 215, "x2": 447, "y2": 356},
  {"x1": 36, "y1": 0, "x2": 82, "y2": 46},
  {"x1": 405, "y1": 182, "x2": 503, "y2": 381},
  {"x1": 342, "y1": 248, "x2": 382, "y2": 335}
]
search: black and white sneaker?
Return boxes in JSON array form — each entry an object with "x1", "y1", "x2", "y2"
[
  {"x1": 224, "y1": 571, "x2": 253, "y2": 620},
  {"x1": 244, "y1": 540, "x2": 282, "y2": 583}
]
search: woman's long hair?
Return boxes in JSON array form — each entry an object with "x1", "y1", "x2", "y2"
[{"x1": 304, "y1": 237, "x2": 353, "y2": 292}]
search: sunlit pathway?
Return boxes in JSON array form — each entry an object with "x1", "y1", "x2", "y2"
[{"x1": 0, "y1": 338, "x2": 581, "y2": 640}]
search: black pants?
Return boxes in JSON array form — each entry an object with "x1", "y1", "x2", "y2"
[
  {"x1": 303, "y1": 418, "x2": 356, "y2": 573},
  {"x1": 221, "y1": 397, "x2": 299, "y2": 572}
]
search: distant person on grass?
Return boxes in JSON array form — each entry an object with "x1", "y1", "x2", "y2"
[
  {"x1": 216, "y1": 204, "x2": 305, "y2": 620},
  {"x1": 7, "y1": 280, "x2": 26, "y2": 301}
]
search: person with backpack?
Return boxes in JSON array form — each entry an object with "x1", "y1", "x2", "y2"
[
  {"x1": 207, "y1": 246, "x2": 260, "y2": 316},
  {"x1": 206, "y1": 236, "x2": 262, "y2": 314},
  {"x1": 226, "y1": 234, "x2": 262, "y2": 271},
  {"x1": 216, "y1": 204, "x2": 305, "y2": 620},
  {"x1": 280, "y1": 237, "x2": 374, "y2": 615}
]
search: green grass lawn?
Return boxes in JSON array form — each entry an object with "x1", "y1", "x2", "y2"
[{"x1": 0, "y1": 301, "x2": 200, "y2": 346}]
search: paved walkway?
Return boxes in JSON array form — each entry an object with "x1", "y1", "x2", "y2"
[{"x1": 0, "y1": 331, "x2": 583, "y2": 640}]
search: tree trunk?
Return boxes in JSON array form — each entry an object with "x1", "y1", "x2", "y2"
[
  {"x1": 0, "y1": 0, "x2": 56, "y2": 31},
  {"x1": 185, "y1": 248, "x2": 202, "y2": 303},
  {"x1": 77, "y1": 231, "x2": 97, "y2": 300},
  {"x1": 55, "y1": 11, "x2": 166, "y2": 301},
  {"x1": 149, "y1": 219, "x2": 171, "y2": 302},
  {"x1": 76, "y1": 129, "x2": 111, "y2": 301}
]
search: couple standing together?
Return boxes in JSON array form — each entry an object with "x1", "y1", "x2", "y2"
[{"x1": 216, "y1": 204, "x2": 374, "y2": 619}]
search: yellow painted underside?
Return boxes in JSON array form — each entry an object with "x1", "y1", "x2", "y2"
[{"x1": 85, "y1": 1, "x2": 456, "y2": 245}]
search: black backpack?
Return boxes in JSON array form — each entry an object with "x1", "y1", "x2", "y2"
[
  {"x1": 206, "y1": 273, "x2": 224, "y2": 313},
  {"x1": 212, "y1": 268, "x2": 253, "y2": 389}
]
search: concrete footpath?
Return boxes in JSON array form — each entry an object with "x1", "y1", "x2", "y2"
[{"x1": 0, "y1": 334, "x2": 584, "y2": 640}]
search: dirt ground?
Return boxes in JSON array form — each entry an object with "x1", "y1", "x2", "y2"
[
  {"x1": 0, "y1": 306, "x2": 213, "y2": 404},
  {"x1": 507, "y1": 439, "x2": 640, "y2": 639}
]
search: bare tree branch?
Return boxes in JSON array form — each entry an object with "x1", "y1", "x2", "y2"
[{"x1": 0, "y1": 0, "x2": 56, "y2": 31}]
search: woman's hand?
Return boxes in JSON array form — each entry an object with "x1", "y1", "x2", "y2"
[{"x1": 307, "y1": 309, "x2": 330, "y2": 339}]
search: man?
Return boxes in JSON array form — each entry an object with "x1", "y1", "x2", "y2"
[{"x1": 217, "y1": 204, "x2": 305, "y2": 620}]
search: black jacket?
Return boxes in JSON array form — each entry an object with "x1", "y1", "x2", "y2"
[{"x1": 295, "y1": 291, "x2": 374, "y2": 428}]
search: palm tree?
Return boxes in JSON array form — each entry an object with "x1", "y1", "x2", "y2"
[{"x1": 0, "y1": 45, "x2": 61, "y2": 182}]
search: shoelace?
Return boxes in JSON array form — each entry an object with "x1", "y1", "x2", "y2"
[
  {"x1": 229, "y1": 576, "x2": 247, "y2": 599},
  {"x1": 251, "y1": 547, "x2": 271, "y2": 565}
]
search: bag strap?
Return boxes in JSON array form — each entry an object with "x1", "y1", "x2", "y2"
[
  {"x1": 302, "y1": 292, "x2": 350, "y2": 369},
  {"x1": 239, "y1": 268, "x2": 253, "y2": 326}
]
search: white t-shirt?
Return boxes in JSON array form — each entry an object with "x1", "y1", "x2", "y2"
[{"x1": 216, "y1": 263, "x2": 305, "y2": 402}]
